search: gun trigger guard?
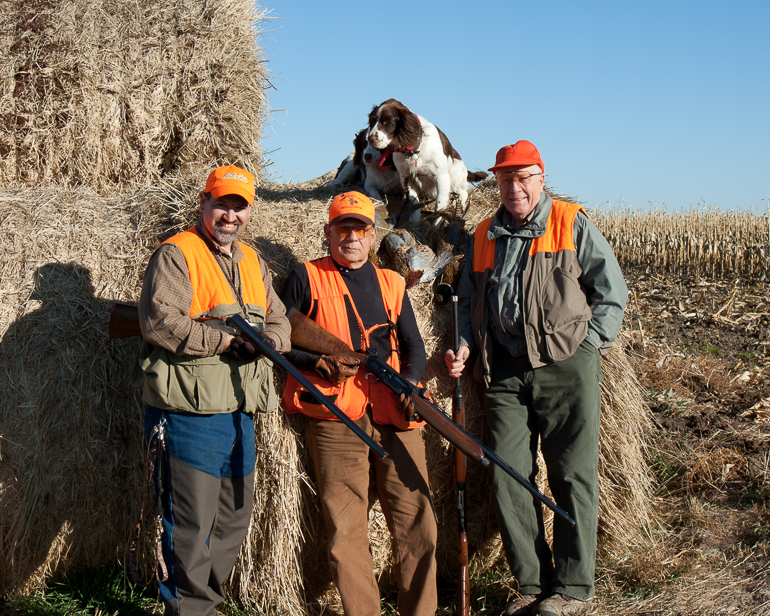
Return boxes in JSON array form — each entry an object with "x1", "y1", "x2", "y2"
[{"x1": 365, "y1": 372, "x2": 379, "y2": 384}]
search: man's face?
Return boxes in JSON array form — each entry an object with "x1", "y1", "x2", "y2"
[
  {"x1": 199, "y1": 193, "x2": 251, "y2": 247},
  {"x1": 497, "y1": 164, "x2": 545, "y2": 224},
  {"x1": 324, "y1": 218, "x2": 376, "y2": 270}
]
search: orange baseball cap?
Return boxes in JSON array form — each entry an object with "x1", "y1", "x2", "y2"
[
  {"x1": 488, "y1": 140, "x2": 545, "y2": 173},
  {"x1": 204, "y1": 165, "x2": 255, "y2": 205},
  {"x1": 328, "y1": 191, "x2": 375, "y2": 225}
]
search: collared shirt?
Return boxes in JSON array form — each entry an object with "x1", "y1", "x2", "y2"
[
  {"x1": 458, "y1": 193, "x2": 627, "y2": 357},
  {"x1": 138, "y1": 221, "x2": 291, "y2": 356}
]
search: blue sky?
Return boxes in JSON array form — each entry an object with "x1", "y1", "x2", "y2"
[{"x1": 259, "y1": 1, "x2": 769, "y2": 212}]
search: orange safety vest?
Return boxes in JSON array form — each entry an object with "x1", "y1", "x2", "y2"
[
  {"x1": 162, "y1": 227, "x2": 266, "y2": 318},
  {"x1": 472, "y1": 201, "x2": 585, "y2": 272},
  {"x1": 469, "y1": 200, "x2": 591, "y2": 375},
  {"x1": 282, "y1": 256, "x2": 423, "y2": 430},
  {"x1": 136, "y1": 227, "x2": 273, "y2": 415}
]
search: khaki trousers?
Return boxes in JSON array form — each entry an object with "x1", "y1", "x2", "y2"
[{"x1": 305, "y1": 409, "x2": 437, "y2": 616}]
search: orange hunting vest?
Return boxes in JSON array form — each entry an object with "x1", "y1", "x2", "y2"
[
  {"x1": 469, "y1": 200, "x2": 592, "y2": 378},
  {"x1": 136, "y1": 227, "x2": 273, "y2": 415},
  {"x1": 282, "y1": 256, "x2": 423, "y2": 429},
  {"x1": 162, "y1": 227, "x2": 266, "y2": 318}
]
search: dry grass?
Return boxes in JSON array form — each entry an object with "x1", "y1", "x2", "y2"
[
  {"x1": 592, "y1": 204, "x2": 770, "y2": 281},
  {"x1": 0, "y1": 0, "x2": 272, "y2": 191}
]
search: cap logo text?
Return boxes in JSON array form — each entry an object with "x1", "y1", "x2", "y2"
[{"x1": 223, "y1": 172, "x2": 249, "y2": 184}]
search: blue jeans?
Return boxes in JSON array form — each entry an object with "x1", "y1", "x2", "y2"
[{"x1": 144, "y1": 406, "x2": 256, "y2": 616}]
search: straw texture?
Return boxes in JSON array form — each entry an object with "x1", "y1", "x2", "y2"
[{"x1": 0, "y1": 0, "x2": 270, "y2": 191}]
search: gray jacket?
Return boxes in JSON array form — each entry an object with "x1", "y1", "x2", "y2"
[{"x1": 457, "y1": 194, "x2": 627, "y2": 385}]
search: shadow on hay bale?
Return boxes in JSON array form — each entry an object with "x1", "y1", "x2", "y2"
[{"x1": 0, "y1": 262, "x2": 144, "y2": 596}]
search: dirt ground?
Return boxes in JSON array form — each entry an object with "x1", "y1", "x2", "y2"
[{"x1": 592, "y1": 272, "x2": 770, "y2": 615}]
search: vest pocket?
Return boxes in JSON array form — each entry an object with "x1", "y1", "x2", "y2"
[
  {"x1": 540, "y1": 267, "x2": 591, "y2": 362},
  {"x1": 248, "y1": 358, "x2": 277, "y2": 414},
  {"x1": 138, "y1": 344, "x2": 241, "y2": 413},
  {"x1": 170, "y1": 353, "x2": 240, "y2": 413}
]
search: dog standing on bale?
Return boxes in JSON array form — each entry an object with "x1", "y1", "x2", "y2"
[
  {"x1": 366, "y1": 98, "x2": 486, "y2": 220},
  {"x1": 329, "y1": 128, "x2": 402, "y2": 201}
]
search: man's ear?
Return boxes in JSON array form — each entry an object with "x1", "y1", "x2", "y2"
[
  {"x1": 323, "y1": 224, "x2": 331, "y2": 243},
  {"x1": 199, "y1": 192, "x2": 207, "y2": 213}
]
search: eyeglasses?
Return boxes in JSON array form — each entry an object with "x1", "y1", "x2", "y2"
[
  {"x1": 496, "y1": 171, "x2": 542, "y2": 187},
  {"x1": 332, "y1": 223, "x2": 373, "y2": 238}
]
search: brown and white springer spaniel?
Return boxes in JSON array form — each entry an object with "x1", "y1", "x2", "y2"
[{"x1": 366, "y1": 98, "x2": 486, "y2": 220}]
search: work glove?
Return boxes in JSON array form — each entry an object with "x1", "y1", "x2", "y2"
[
  {"x1": 228, "y1": 335, "x2": 272, "y2": 362},
  {"x1": 314, "y1": 353, "x2": 361, "y2": 385}
]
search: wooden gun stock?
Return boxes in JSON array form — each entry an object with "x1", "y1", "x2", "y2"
[
  {"x1": 107, "y1": 302, "x2": 238, "y2": 340},
  {"x1": 109, "y1": 302, "x2": 142, "y2": 339}
]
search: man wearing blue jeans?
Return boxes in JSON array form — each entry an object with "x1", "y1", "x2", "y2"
[
  {"x1": 446, "y1": 142, "x2": 627, "y2": 616},
  {"x1": 134, "y1": 166, "x2": 290, "y2": 616}
]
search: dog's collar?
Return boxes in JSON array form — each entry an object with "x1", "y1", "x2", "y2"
[{"x1": 378, "y1": 147, "x2": 396, "y2": 170}]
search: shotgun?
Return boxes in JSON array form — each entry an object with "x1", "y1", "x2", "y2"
[
  {"x1": 451, "y1": 294, "x2": 470, "y2": 616},
  {"x1": 287, "y1": 308, "x2": 576, "y2": 526},
  {"x1": 107, "y1": 303, "x2": 388, "y2": 459},
  {"x1": 362, "y1": 353, "x2": 575, "y2": 526}
]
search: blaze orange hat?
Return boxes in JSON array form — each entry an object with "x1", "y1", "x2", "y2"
[
  {"x1": 488, "y1": 140, "x2": 544, "y2": 173},
  {"x1": 204, "y1": 165, "x2": 255, "y2": 205},
  {"x1": 328, "y1": 191, "x2": 375, "y2": 226}
]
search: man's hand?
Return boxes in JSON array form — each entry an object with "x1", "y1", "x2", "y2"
[
  {"x1": 314, "y1": 353, "x2": 361, "y2": 385},
  {"x1": 227, "y1": 334, "x2": 273, "y2": 362},
  {"x1": 445, "y1": 345, "x2": 470, "y2": 378},
  {"x1": 399, "y1": 378, "x2": 420, "y2": 422}
]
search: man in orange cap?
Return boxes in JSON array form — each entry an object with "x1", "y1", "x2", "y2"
[
  {"x1": 445, "y1": 142, "x2": 627, "y2": 616},
  {"x1": 280, "y1": 191, "x2": 438, "y2": 616},
  {"x1": 135, "y1": 165, "x2": 291, "y2": 616}
]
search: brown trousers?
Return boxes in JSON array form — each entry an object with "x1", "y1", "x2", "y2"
[{"x1": 305, "y1": 409, "x2": 438, "y2": 616}]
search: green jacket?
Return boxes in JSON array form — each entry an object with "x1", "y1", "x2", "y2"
[{"x1": 458, "y1": 194, "x2": 627, "y2": 385}]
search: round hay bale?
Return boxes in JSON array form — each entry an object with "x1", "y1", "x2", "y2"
[{"x1": 0, "y1": 0, "x2": 271, "y2": 191}]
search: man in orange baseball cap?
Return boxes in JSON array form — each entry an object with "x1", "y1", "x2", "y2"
[
  {"x1": 279, "y1": 191, "x2": 438, "y2": 616},
  {"x1": 446, "y1": 142, "x2": 628, "y2": 616},
  {"x1": 135, "y1": 165, "x2": 290, "y2": 616}
]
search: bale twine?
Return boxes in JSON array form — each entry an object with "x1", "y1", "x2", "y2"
[{"x1": 0, "y1": 0, "x2": 271, "y2": 191}]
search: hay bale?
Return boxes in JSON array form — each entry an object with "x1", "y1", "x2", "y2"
[
  {"x1": 0, "y1": 173, "x2": 654, "y2": 612},
  {"x1": 0, "y1": 0, "x2": 271, "y2": 191},
  {"x1": 0, "y1": 186, "x2": 148, "y2": 595}
]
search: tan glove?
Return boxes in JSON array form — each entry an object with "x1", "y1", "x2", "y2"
[{"x1": 314, "y1": 353, "x2": 362, "y2": 385}]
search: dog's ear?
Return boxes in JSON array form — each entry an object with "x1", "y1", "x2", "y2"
[{"x1": 394, "y1": 108, "x2": 421, "y2": 150}]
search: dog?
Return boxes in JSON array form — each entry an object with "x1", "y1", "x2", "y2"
[
  {"x1": 329, "y1": 129, "x2": 402, "y2": 202},
  {"x1": 366, "y1": 98, "x2": 486, "y2": 219}
]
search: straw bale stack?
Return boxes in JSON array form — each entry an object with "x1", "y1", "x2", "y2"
[
  {"x1": 0, "y1": 0, "x2": 271, "y2": 191},
  {"x1": 0, "y1": 170, "x2": 654, "y2": 613}
]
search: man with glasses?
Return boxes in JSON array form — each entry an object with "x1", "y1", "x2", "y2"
[
  {"x1": 445, "y1": 142, "x2": 627, "y2": 616},
  {"x1": 280, "y1": 191, "x2": 437, "y2": 616}
]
